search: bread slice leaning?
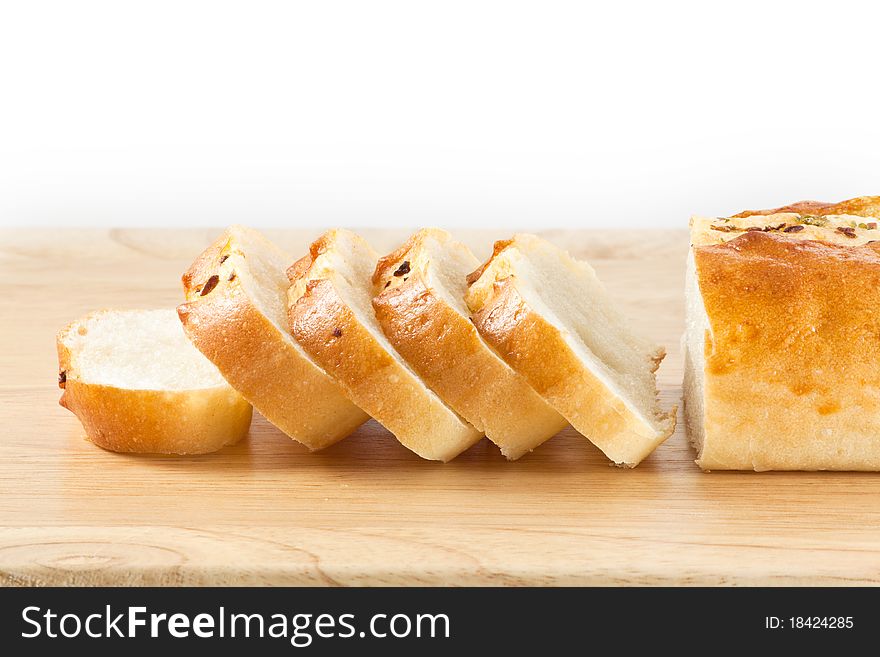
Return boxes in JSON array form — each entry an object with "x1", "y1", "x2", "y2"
[
  {"x1": 286, "y1": 229, "x2": 483, "y2": 462},
  {"x1": 57, "y1": 309, "x2": 252, "y2": 454},
  {"x1": 372, "y1": 228, "x2": 568, "y2": 460},
  {"x1": 465, "y1": 234, "x2": 676, "y2": 466},
  {"x1": 178, "y1": 226, "x2": 369, "y2": 450}
]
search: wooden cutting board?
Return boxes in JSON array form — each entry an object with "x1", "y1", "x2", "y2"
[{"x1": 1, "y1": 228, "x2": 878, "y2": 586}]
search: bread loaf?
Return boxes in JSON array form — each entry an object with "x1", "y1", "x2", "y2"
[{"x1": 685, "y1": 196, "x2": 880, "y2": 470}]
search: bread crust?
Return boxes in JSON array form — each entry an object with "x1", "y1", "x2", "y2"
[
  {"x1": 178, "y1": 228, "x2": 368, "y2": 450},
  {"x1": 287, "y1": 231, "x2": 483, "y2": 462},
  {"x1": 371, "y1": 230, "x2": 567, "y2": 460},
  {"x1": 693, "y1": 230, "x2": 880, "y2": 470},
  {"x1": 58, "y1": 380, "x2": 252, "y2": 454},
  {"x1": 468, "y1": 275, "x2": 673, "y2": 466},
  {"x1": 732, "y1": 195, "x2": 880, "y2": 219},
  {"x1": 57, "y1": 314, "x2": 251, "y2": 455}
]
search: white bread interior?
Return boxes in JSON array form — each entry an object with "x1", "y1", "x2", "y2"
[
  {"x1": 63, "y1": 309, "x2": 229, "y2": 390},
  {"x1": 226, "y1": 227, "x2": 293, "y2": 334}
]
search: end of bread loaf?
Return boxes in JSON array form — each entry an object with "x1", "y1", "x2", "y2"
[
  {"x1": 178, "y1": 226, "x2": 368, "y2": 450},
  {"x1": 686, "y1": 201, "x2": 880, "y2": 471},
  {"x1": 57, "y1": 309, "x2": 252, "y2": 454},
  {"x1": 371, "y1": 229, "x2": 567, "y2": 460},
  {"x1": 287, "y1": 228, "x2": 483, "y2": 462},
  {"x1": 465, "y1": 234, "x2": 675, "y2": 467}
]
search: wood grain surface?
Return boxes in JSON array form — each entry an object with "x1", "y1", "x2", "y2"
[{"x1": 1, "y1": 228, "x2": 878, "y2": 586}]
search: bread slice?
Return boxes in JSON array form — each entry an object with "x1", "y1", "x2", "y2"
[
  {"x1": 371, "y1": 228, "x2": 567, "y2": 459},
  {"x1": 178, "y1": 226, "x2": 369, "y2": 450},
  {"x1": 465, "y1": 234, "x2": 676, "y2": 466},
  {"x1": 286, "y1": 229, "x2": 483, "y2": 462},
  {"x1": 57, "y1": 309, "x2": 252, "y2": 454},
  {"x1": 686, "y1": 197, "x2": 880, "y2": 470}
]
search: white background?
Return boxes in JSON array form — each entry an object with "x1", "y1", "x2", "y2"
[{"x1": 1, "y1": 0, "x2": 878, "y2": 230}]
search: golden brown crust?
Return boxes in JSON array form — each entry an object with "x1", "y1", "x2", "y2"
[
  {"x1": 694, "y1": 231, "x2": 880, "y2": 470},
  {"x1": 286, "y1": 230, "x2": 483, "y2": 462},
  {"x1": 289, "y1": 278, "x2": 399, "y2": 396},
  {"x1": 286, "y1": 234, "x2": 335, "y2": 285},
  {"x1": 59, "y1": 379, "x2": 251, "y2": 454},
  {"x1": 827, "y1": 195, "x2": 880, "y2": 218},
  {"x1": 181, "y1": 235, "x2": 225, "y2": 294},
  {"x1": 733, "y1": 195, "x2": 880, "y2": 219},
  {"x1": 289, "y1": 277, "x2": 482, "y2": 461},
  {"x1": 286, "y1": 253, "x2": 312, "y2": 284},
  {"x1": 371, "y1": 232, "x2": 567, "y2": 460},
  {"x1": 470, "y1": 277, "x2": 675, "y2": 466},
  {"x1": 371, "y1": 238, "x2": 414, "y2": 289},
  {"x1": 178, "y1": 229, "x2": 368, "y2": 450},
  {"x1": 733, "y1": 200, "x2": 833, "y2": 218},
  {"x1": 465, "y1": 239, "x2": 513, "y2": 287}
]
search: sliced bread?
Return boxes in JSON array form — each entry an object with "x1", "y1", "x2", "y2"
[
  {"x1": 177, "y1": 226, "x2": 369, "y2": 450},
  {"x1": 465, "y1": 234, "x2": 676, "y2": 466},
  {"x1": 57, "y1": 309, "x2": 252, "y2": 454},
  {"x1": 286, "y1": 229, "x2": 483, "y2": 462},
  {"x1": 371, "y1": 228, "x2": 568, "y2": 459}
]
